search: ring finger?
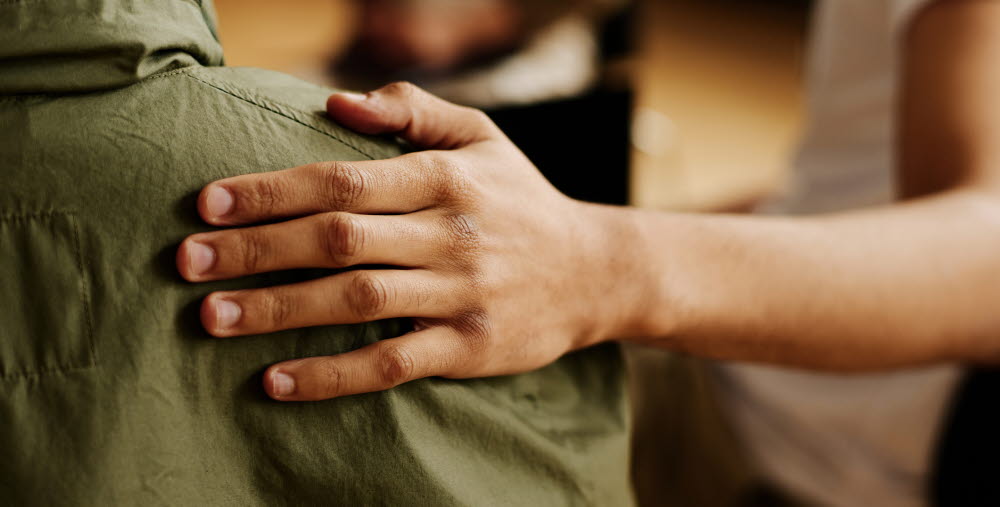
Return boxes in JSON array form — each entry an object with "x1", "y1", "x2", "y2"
[{"x1": 201, "y1": 269, "x2": 457, "y2": 337}]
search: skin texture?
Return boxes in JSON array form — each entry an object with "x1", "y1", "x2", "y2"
[{"x1": 178, "y1": 0, "x2": 1000, "y2": 400}]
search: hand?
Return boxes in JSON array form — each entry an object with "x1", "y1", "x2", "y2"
[{"x1": 177, "y1": 82, "x2": 648, "y2": 401}]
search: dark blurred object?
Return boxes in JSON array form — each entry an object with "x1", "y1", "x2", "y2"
[
  {"x1": 347, "y1": 0, "x2": 524, "y2": 75},
  {"x1": 487, "y1": 4, "x2": 634, "y2": 205},
  {"x1": 335, "y1": 1, "x2": 623, "y2": 109},
  {"x1": 487, "y1": 89, "x2": 631, "y2": 205},
  {"x1": 932, "y1": 368, "x2": 1000, "y2": 507}
]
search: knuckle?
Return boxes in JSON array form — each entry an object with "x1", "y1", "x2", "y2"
[
  {"x1": 432, "y1": 155, "x2": 473, "y2": 202},
  {"x1": 378, "y1": 343, "x2": 416, "y2": 387},
  {"x1": 383, "y1": 81, "x2": 419, "y2": 100},
  {"x1": 453, "y1": 309, "x2": 492, "y2": 354},
  {"x1": 442, "y1": 159, "x2": 469, "y2": 189},
  {"x1": 322, "y1": 213, "x2": 364, "y2": 266},
  {"x1": 442, "y1": 213, "x2": 481, "y2": 253},
  {"x1": 238, "y1": 229, "x2": 269, "y2": 273},
  {"x1": 347, "y1": 272, "x2": 390, "y2": 319},
  {"x1": 412, "y1": 150, "x2": 441, "y2": 173},
  {"x1": 246, "y1": 177, "x2": 284, "y2": 215},
  {"x1": 318, "y1": 362, "x2": 344, "y2": 397},
  {"x1": 319, "y1": 161, "x2": 366, "y2": 210},
  {"x1": 262, "y1": 291, "x2": 295, "y2": 328},
  {"x1": 464, "y1": 107, "x2": 493, "y2": 128}
]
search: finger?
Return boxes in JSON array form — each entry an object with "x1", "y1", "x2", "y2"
[
  {"x1": 327, "y1": 82, "x2": 501, "y2": 150},
  {"x1": 178, "y1": 211, "x2": 440, "y2": 282},
  {"x1": 198, "y1": 153, "x2": 451, "y2": 225},
  {"x1": 263, "y1": 327, "x2": 465, "y2": 400},
  {"x1": 201, "y1": 270, "x2": 455, "y2": 337}
]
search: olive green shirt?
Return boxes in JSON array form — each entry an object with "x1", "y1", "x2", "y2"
[{"x1": 0, "y1": 0, "x2": 631, "y2": 504}]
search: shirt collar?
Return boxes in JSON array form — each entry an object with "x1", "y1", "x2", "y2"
[{"x1": 0, "y1": 0, "x2": 224, "y2": 95}]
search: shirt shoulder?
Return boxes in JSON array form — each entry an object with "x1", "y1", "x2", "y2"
[{"x1": 175, "y1": 66, "x2": 401, "y2": 161}]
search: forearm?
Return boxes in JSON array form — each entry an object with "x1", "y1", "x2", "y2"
[
  {"x1": 604, "y1": 0, "x2": 1000, "y2": 371},
  {"x1": 608, "y1": 188, "x2": 1000, "y2": 370}
]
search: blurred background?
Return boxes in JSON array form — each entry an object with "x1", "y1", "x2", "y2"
[
  {"x1": 212, "y1": 1, "x2": 814, "y2": 505},
  {"x1": 213, "y1": 0, "x2": 811, "y2": 213}
]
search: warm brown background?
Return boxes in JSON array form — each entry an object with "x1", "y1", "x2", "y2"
[{"x1": 213, "y1": 0, "x2": 811, "y2": 212}]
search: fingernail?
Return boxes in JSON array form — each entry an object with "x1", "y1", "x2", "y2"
[
  {"x1": 215, "y1": 299, "x2": 241, "y2": 330},
  {"x1": 206, "y1": 186, "x2": 234, "y2": 218},
  {"x1": 271, "y1": 371, "x2": 296, "y2": 397},
  {"x1": 187, "y1": 241, "x2": 216, "y2": 276},
  {"x1": 339, "y1": 92, "x2": 367, "y2": 101}
]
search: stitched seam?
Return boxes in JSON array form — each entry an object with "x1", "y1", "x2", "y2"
[
  {"x1": 0, "y1": 211, "x2": 98, "y2": 381},
  {"x1": 0, "y1": 211, "x2": 74, "y2": 222},
  {"x1": 69, "y1": 214, "x2": 97, "y2": 369},
  {"x1": 181, "y1": 73, "x2": 378, "y2": 160},
  {"x1": 0, "y1": 210, "x2": 68, "y2": 221},
  {"x1": 144, "y1": 67, "x2": 197, "y2": 82},
  {"x1": 0, "y1": 362, "x2": 95, "y2": 381}
]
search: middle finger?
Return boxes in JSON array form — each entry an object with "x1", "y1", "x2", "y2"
[{"x1": 178, "y1": 211, "x2": 439, "y2": 282}]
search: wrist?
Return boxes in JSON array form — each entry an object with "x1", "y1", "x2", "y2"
[{"x1": 577, "y1": 204, "x2": 680, "y2": 344}]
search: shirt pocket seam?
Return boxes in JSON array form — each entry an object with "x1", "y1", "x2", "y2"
[{"x1": 0, "y1": 211, "x2": 97, "y2": 381}]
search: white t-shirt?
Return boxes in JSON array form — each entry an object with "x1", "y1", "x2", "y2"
[{"x1": 716, "y1": 1, "x2": 961, "y2": 506}]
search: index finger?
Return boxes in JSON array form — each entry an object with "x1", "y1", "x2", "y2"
[{"x1": 200, "y1": 152, "x2": 451, "y2": 226}]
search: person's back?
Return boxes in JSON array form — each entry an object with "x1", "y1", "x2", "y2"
[{"x1": 0, "y1": 1, "x2": 630, "y2": 504}]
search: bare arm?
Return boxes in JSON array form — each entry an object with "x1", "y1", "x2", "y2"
[{"x1": 619, "y1": 0, "x2": 1000, "y2": 370}]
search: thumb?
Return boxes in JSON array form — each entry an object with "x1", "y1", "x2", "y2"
[{"x1": 326, "y1": 82, "x2": 500, "y2": 150}]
